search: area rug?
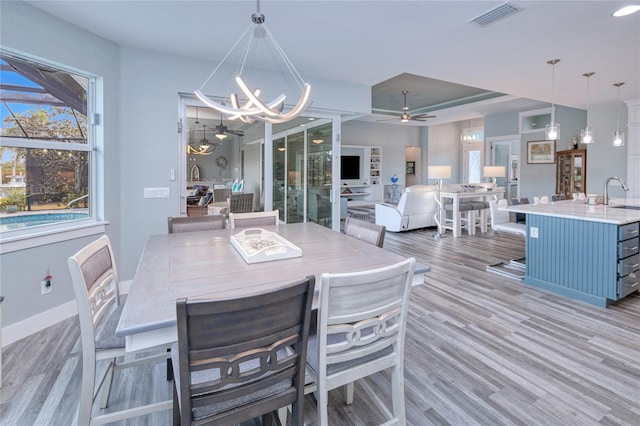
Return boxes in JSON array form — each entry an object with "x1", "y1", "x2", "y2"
[{"x1": 346, "y1": 204, "x2": 376, "y2": 222}]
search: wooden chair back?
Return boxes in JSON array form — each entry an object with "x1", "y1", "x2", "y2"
[
  {"x1": 343, "y1": 216, "x2": 386, "y2": 248},
  {"x1": 213, "y1": 188, "x2": 231, "y2": 203},
  {"x1": 229, "y1": 193, "x2": 254, "y2": 213},
  {"x1": 173, "y1": 276, "x2": 315, "y2": 425},
  {"x1": 229, "y1": 210, "x2": 280, "y2": 229},
  {"x1": 167, "y1": 215, "x2": 226, "y2": 233}
]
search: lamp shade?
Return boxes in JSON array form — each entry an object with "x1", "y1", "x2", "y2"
[
  {"x1": 428, "y1": 165, "x2": 452, "y2": 180},
  {"x1": 483, "y1": 166, "x2": 506, "y2": 178}
]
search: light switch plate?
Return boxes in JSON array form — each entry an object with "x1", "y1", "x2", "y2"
[
  {"x1": 530, "y1": 227, "x2": 539, "y2": 238},
  {"x1": 144, "y1": 187, "x2": 170, "y2": 198}
]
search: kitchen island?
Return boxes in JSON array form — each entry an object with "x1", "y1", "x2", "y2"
[{"x1": 505, "y1": 199, "x2": 639, "y2": 307}]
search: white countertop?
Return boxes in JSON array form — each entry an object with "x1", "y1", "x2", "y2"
[{"x1": 504, "y1": 198, "x2": 640, "y2": 225}]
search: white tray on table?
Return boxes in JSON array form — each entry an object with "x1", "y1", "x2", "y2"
[{"x1": 230, "y1": 228, "x2": 302, "y2": 264}]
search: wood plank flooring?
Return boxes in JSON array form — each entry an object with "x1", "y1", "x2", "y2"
[{"x1": 1, "y1": 227, "x2": 639, "y2": 425}]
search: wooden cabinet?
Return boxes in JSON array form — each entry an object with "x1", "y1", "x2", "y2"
[{"x1": 555, "y1": 149, "x2": 586, "y2": 198}]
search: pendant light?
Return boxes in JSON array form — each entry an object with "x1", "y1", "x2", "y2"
[
  {"x1": 580, "y1": 72, "x2": 595, "y2": 144},
  {"x1": 613, "y1": 82, "x2": 625, "y2": 147},
  {"x1": 194, "y1": 0, "x2": 311, "y2": 124},
  {"x1": 545, "y1": 59, "x2": 560, "y2": 140},
  {"x1": 460, "y1": 119, "x2": 478, "y2": 143}
]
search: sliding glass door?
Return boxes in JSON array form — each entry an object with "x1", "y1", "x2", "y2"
[{"x1": 272, "y1": 118, "x2": 333, "y2": 228}]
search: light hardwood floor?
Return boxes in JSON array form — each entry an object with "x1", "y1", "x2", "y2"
[{"x1": 1, "y1": 227, "x2": 639, "y2": 425}]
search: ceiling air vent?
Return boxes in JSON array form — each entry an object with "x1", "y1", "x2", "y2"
[{"x1": 469, "y1": 2, "x2": 522, "y2": 27}]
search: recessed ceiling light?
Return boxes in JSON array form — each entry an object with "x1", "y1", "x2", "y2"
[{"x1": 613, "y1": 5, "x2": 640, "y2": 17}]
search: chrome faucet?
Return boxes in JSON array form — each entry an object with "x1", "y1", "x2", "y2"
[{"x1": 603, "y1": 176, "x2": 629, "y2": 205}]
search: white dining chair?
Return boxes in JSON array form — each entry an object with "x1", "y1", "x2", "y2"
[
  {"x1": 343, "y1": 216, "x2": 386, "y2": 248},
  {"x1": 167, "y1": 215, "x2": 226, "y2": 233},
  {"x1": 305, "y1": 257, "x2": 416, "y2": 426},
  {"x1": 228, "y1": 210, "x2": 279, "y2": 229},
  {"x1": 489, "y1": 199, "x2": 527, "y2": 236},
  {"x1": 68, "y1": 235, "x2": 171, "y2": 425}
]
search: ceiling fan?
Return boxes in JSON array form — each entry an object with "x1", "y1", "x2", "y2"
[
  {"x1": 188, "y1": 124, "x2": 219, "y2": 155},
  {"x1": 379, "y1": 90, "x2": 436, "y2": 123},
  {"x1": 212, "y1": 114, "x2": 244, "y2": 141},
  {"x1": 188, "y1": 108, "x2": 218, "y2": 155}
]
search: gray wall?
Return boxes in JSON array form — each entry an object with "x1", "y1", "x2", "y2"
[
  {"x1": 0, "y1": 1, "x2": 371, "y2": 328},
  {"x1": 484, "y1": 104, "x2": 629, "y2": 200},
  {"x1": 0, "y1": 1, "x2": 631, "y2": 331},
  {"x1": 519, "y1": 106, "x2": 586, "y2": 199},
  {"x1": 341, "y1": 120, "x2": 421, "y2": 186},
  {"x1": 584, "y1": 101, "x2": 629, "y2": 199},
  {"x1": 1, "y1": 1, "x2": 122, "y2": 328}
]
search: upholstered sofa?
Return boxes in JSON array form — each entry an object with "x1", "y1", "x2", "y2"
[{"x1": 374, "y1": 185, "x2": 439, "y2": 232}]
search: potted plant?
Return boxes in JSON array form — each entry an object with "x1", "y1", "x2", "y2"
[{"x1": 1, "y1": 188, "x2": 26, "y2": 213}]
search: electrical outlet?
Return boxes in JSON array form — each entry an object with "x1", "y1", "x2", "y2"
[
  {"x1": 530, "y1": 227, "x2": 539, "y2": 238},
  {"x1": 41, "y1": 280, "x2": 52, "y2": 295}
]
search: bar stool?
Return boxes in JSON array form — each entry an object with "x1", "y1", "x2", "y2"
[
  {"x1": 469, "y1": 200, "x2": 490, "y2": 233},
  {"x1": 444, "y1": 202, "x2": 476, "y2": 235}
]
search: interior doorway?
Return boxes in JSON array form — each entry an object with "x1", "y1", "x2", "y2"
[
  {"x1": 462, "y1": 142, "x2": 484, "y2": 183},
  {"x1": 488, "y1": 136, "x2": 520, "y2": 200}
]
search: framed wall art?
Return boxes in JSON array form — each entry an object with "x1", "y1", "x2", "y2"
[
  {"x1": 527, "y1": 140, "x2": 555, "y2": 164},
  {"x1": 406, "y1": 161, "x2": 416, "y2": 175}
]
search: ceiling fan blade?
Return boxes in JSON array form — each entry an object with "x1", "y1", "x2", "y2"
[
  {"x1": 228, "y1": 130, "x2": 244, "y2": 136},
  {"x1": 412, "y1": 114, "x2": 436, "y2": 119}
]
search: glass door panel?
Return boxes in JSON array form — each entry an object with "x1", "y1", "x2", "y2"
[
  {"x1": 307, "y1": 122, "x2": 332, "y2": 228},
  {"x1": 286, "y1": 131, "x2": 304, "y2": 223},
  {"x1": 270, "y1": 117, "x2": 334, "y2": 227},
  {"x1": 273, "y1": 137, "x2": 286, "y2": 220},
  {"x1": 493, "y1": 143, "x2": 509, "y2": 188}
]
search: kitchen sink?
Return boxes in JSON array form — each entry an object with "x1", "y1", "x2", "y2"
[{"x1": 610, "y1": 205, "x2": 640, "y2": 210}]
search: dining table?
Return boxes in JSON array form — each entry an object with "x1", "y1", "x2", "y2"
[
  {"x1": 116, "y1": 222, "x2": 429, "y2": 353},
  {"x1": 438, "y1": 187, "x2": 505, "y2": 238}
]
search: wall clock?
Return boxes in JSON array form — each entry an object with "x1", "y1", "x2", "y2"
[{"x1": 215, "y1": 156, "x2": 228, "y2": 169}]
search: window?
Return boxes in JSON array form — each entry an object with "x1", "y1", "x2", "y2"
[{"x1": 0, "y1": 50, "x2": 103, "y2": 249}]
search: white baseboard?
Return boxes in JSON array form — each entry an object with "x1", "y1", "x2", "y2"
[
  {"x1": 2, "y1": 300, "x2": 78, "y2": 347},
  {"x1": 1, "y1": 279, "x2": 132, "y2": 348}
]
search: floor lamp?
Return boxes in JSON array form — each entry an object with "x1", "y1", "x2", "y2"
[
  {"x1": 428, "y1": 165, "x2": 452, "y2": 240},
  {"x1": 483, "y1": 166, "x2": 506, "y2": 190}
]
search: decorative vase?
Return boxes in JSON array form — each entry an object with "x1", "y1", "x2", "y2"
[{"x1": 390, "y1": 174, "x2": 398, "y2": 184}]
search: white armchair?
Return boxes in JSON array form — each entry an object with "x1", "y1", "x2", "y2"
[{"x1": 375, "y1": 185, "x2": 439, "y2": 232}]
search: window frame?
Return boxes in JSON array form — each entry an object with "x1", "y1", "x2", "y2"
[{"x1": 0, "y1": 50, "x2": 105, "y2": 254}]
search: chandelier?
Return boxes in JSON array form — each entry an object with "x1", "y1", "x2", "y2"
[
  {"x1": 195, "y1": 0, "x2": 311, "y2": 124},
  {"x1": 461, "y1": 119, "x2": 478, "y2": 143}
]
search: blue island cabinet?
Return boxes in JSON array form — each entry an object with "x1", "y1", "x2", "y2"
[{"x1": 525, "y1": 215, "x2": 639, "y2": 307}]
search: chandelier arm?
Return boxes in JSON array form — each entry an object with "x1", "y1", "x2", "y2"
[
  {"x1": 198, "y1": 23, "x2": 254, "y2": 91},
  {"x1": 229, "y1": 91, "x2": 258, "y2": 120},
  {"x1": 248, "y1": 85, "x2": 311, "y2": 123},
  {"x1": 269, "y1": 83, "x2": 312, "y2": 120},
  {"x1": 195, "y1": 90, "x2": 285, "y2": 116},
  {"x1": 236, "y1": 76, "x2": 286, "y2": 116},
  {"x1": 229, "y1": 92, "x2": 257, "y2": 123},
  {"x1": 262, "y1": 25, "x2": 307, "y2": 88}
]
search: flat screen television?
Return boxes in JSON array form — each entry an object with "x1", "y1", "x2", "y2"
[{"x1": 340, "y1": 155, "x2": 360, "y2": 180}]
